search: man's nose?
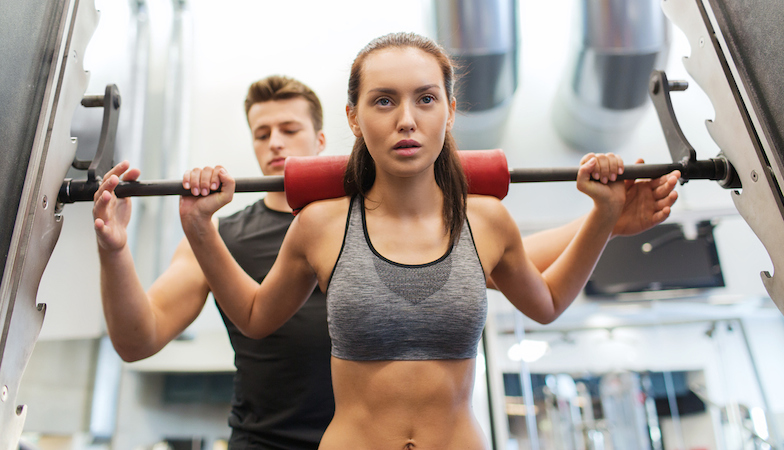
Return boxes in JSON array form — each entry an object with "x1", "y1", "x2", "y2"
[{"x1": 269, "y1": 129, "x2": 284, "y2": 150}]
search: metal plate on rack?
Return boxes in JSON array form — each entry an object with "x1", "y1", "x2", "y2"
[{"x1": 661, "y1": 0, "x2": 784, "y2": 310}]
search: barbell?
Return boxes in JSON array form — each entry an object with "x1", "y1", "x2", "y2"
[{"x1": 58, "y1": 149, "x2": 738, "y2": 213}]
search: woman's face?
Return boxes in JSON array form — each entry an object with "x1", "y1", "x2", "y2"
[{"x1": 347, "y1": 46, "x2": 455, "y2": 180}]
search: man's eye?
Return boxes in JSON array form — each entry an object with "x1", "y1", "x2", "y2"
[{"x1": 256, "y1": 135, "x2": 269, "y2": 140}]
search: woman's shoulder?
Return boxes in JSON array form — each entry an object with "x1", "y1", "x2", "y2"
[
  {"x1": 289, "y1": 196, "x2": 351, "y2": 281},
  {"x1": 467, "y1": 194, "x2": 508, "y2": 220},
  {"x1": 466, "y1": 194, "x2": 517, "y2": 235},
  {"x1": 293, "y1": 196, "x2": 352, "y2": 230}
]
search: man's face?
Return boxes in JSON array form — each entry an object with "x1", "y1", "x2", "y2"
[{"x1": 248, "y1": 98, "x2": 326, "y2": 176}]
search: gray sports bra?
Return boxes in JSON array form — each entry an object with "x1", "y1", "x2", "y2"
[{"x1": 326, "y1": 196, "x2": 488, "y2": 361}]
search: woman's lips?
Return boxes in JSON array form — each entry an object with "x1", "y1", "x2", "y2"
[{"x1": 394, "y1": 140, "x2": 421, "y2": 156}]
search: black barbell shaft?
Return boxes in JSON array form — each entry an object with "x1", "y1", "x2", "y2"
[
  {"x1": 59, "y1": 176, "x2": 286, "y2": 203},
  {"x1": 510, "y1": 159, "x2": 734, "y2": 184},
  {"x1": 58, "y1": 159, "x2": 732, "y2": 204},
  {"x1": 510, "y1": 163, "x2": 683, "y2": 183},
  {"x1": 108, "y1": 176, "x2": 288, "y2": 197}
]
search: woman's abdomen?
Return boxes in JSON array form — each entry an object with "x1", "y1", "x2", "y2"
[{"x1": 320, "y1": 358, "x2": 489, "y2": 449}]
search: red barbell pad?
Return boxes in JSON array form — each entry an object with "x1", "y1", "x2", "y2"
[
  {"x1": 284, "y1": 149, "x2": 510, "y2": 214},
  {"x1": 460, "y1": 149, "x2": 510, "y2": 200},
  {"x1": 284, "y1": 154, "x2": 348, "y2": 214}
]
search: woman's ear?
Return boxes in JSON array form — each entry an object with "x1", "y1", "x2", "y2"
[
  {"x1": 346, "y1": 104, "x2": 363, "y2": 137},
  {"x1": 446, "y1": 98, "x2": 456, "y2": 132}
]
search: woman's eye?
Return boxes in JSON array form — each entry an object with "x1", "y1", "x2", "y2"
[
  {"x1": 376, "y1": 98, "x2": 391, "y2": 106},
  {"x1": 421, "y1": 95, "x2": 435, "y2": 104}
]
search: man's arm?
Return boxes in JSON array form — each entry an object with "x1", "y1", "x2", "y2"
[
  {"x1": 99, "y1": 238, "x2": 211, "y2": 361},
  {"x1": 94, "y1": 162, "x2": 211, "y2": 361},
  {"x1": 523, "y1": 162, "x2": 680, "y2": 272}
]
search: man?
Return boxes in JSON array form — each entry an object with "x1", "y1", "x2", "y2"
[
  {"x1": 92, "y1": 75, "x2": 679, "y2": 449},
  {"x1": 94, "y1": 76, "x2": 331, "y2": 448}
]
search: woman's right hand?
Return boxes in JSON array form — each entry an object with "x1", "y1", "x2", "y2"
[
  {"x1": 576, "y1": 153, "x2": 626, "y2": 221},
  {"x1": 179, "y1": 166, "x2": 235, "y2": 233},
  {"x1": 93, "y1": 161, "x2": 140, "y2": 252}
]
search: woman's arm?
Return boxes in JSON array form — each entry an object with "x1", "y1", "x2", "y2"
[
  {"x1": 479, "y1": 154, "x2": 625, "y2": 323},
  {"x1": 179, "y1": 166, "x2": 317, "y2": 339}
]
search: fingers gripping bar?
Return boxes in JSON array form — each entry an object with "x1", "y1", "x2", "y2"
[{"x1": 58, "y1": 149, "x2": 735, "y2": 210}]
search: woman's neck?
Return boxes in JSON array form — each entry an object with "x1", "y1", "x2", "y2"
[{"x1": 365, "y1": 169, "x2": 443, "y2": 218}]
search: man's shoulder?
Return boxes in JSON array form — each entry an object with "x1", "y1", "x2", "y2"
[
  {"x1": 219, "y1": 198, "x2": 267, "y2": 223},
  {"x1": 220, "y1": 198, "x2": 297, "y2": 230}
]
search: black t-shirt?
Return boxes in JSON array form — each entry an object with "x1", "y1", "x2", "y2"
[{"x1": 218, "y1": 200, "x2": 334, "y2": 449}]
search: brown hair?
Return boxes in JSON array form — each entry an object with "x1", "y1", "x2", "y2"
[
  {"x1": 244, "y1": 75, "x2": 323, "y2": 131},
  {"x1": 344, "y1": 32, "x2": 467, "y2": 244}
]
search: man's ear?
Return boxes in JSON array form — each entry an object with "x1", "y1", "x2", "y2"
[
  {"x1": 346, "y1": 104, "x2": 362, "y2": 137},
  {"x1": 316, "y1": 130, "x2": 327, "y2": 155}
]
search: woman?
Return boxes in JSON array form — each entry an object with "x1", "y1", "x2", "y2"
[{"x1": 181, "y1": 33, "x2": 627, "y2": 448}]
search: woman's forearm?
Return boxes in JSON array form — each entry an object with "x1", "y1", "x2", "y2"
[{"x1": 183, "y1": 220, "x2": 261, "y2": 334}]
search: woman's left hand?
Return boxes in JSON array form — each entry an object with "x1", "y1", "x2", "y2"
[
  {"x1": 179, "y1": 165, "x2": 235, "y2": 236},
  {"x1": 576, "y1": 153, "x2": 626, "y2": 220}
]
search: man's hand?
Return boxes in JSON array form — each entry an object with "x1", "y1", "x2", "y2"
[
  {"x1": 613, "y1": 158, "x2": 680, "y2": 237},
  {"x1": 93, "y1": 161, "x2": 140, "y2": 252}
]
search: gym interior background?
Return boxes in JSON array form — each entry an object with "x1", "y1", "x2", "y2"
[{"x1": 16, "y1": 0, "x2": 784, "y2": 449}]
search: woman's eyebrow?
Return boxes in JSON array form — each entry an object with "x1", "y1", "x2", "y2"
[
  {"x1": 367, "y1": 84, "x2": 441, "y2": 96},
  {"x1": 414, "y1": 84, "x2": 440, "y2": 93},
  {"x1": 368, "y1": 87, "x2": 397, "y2": 95}
]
